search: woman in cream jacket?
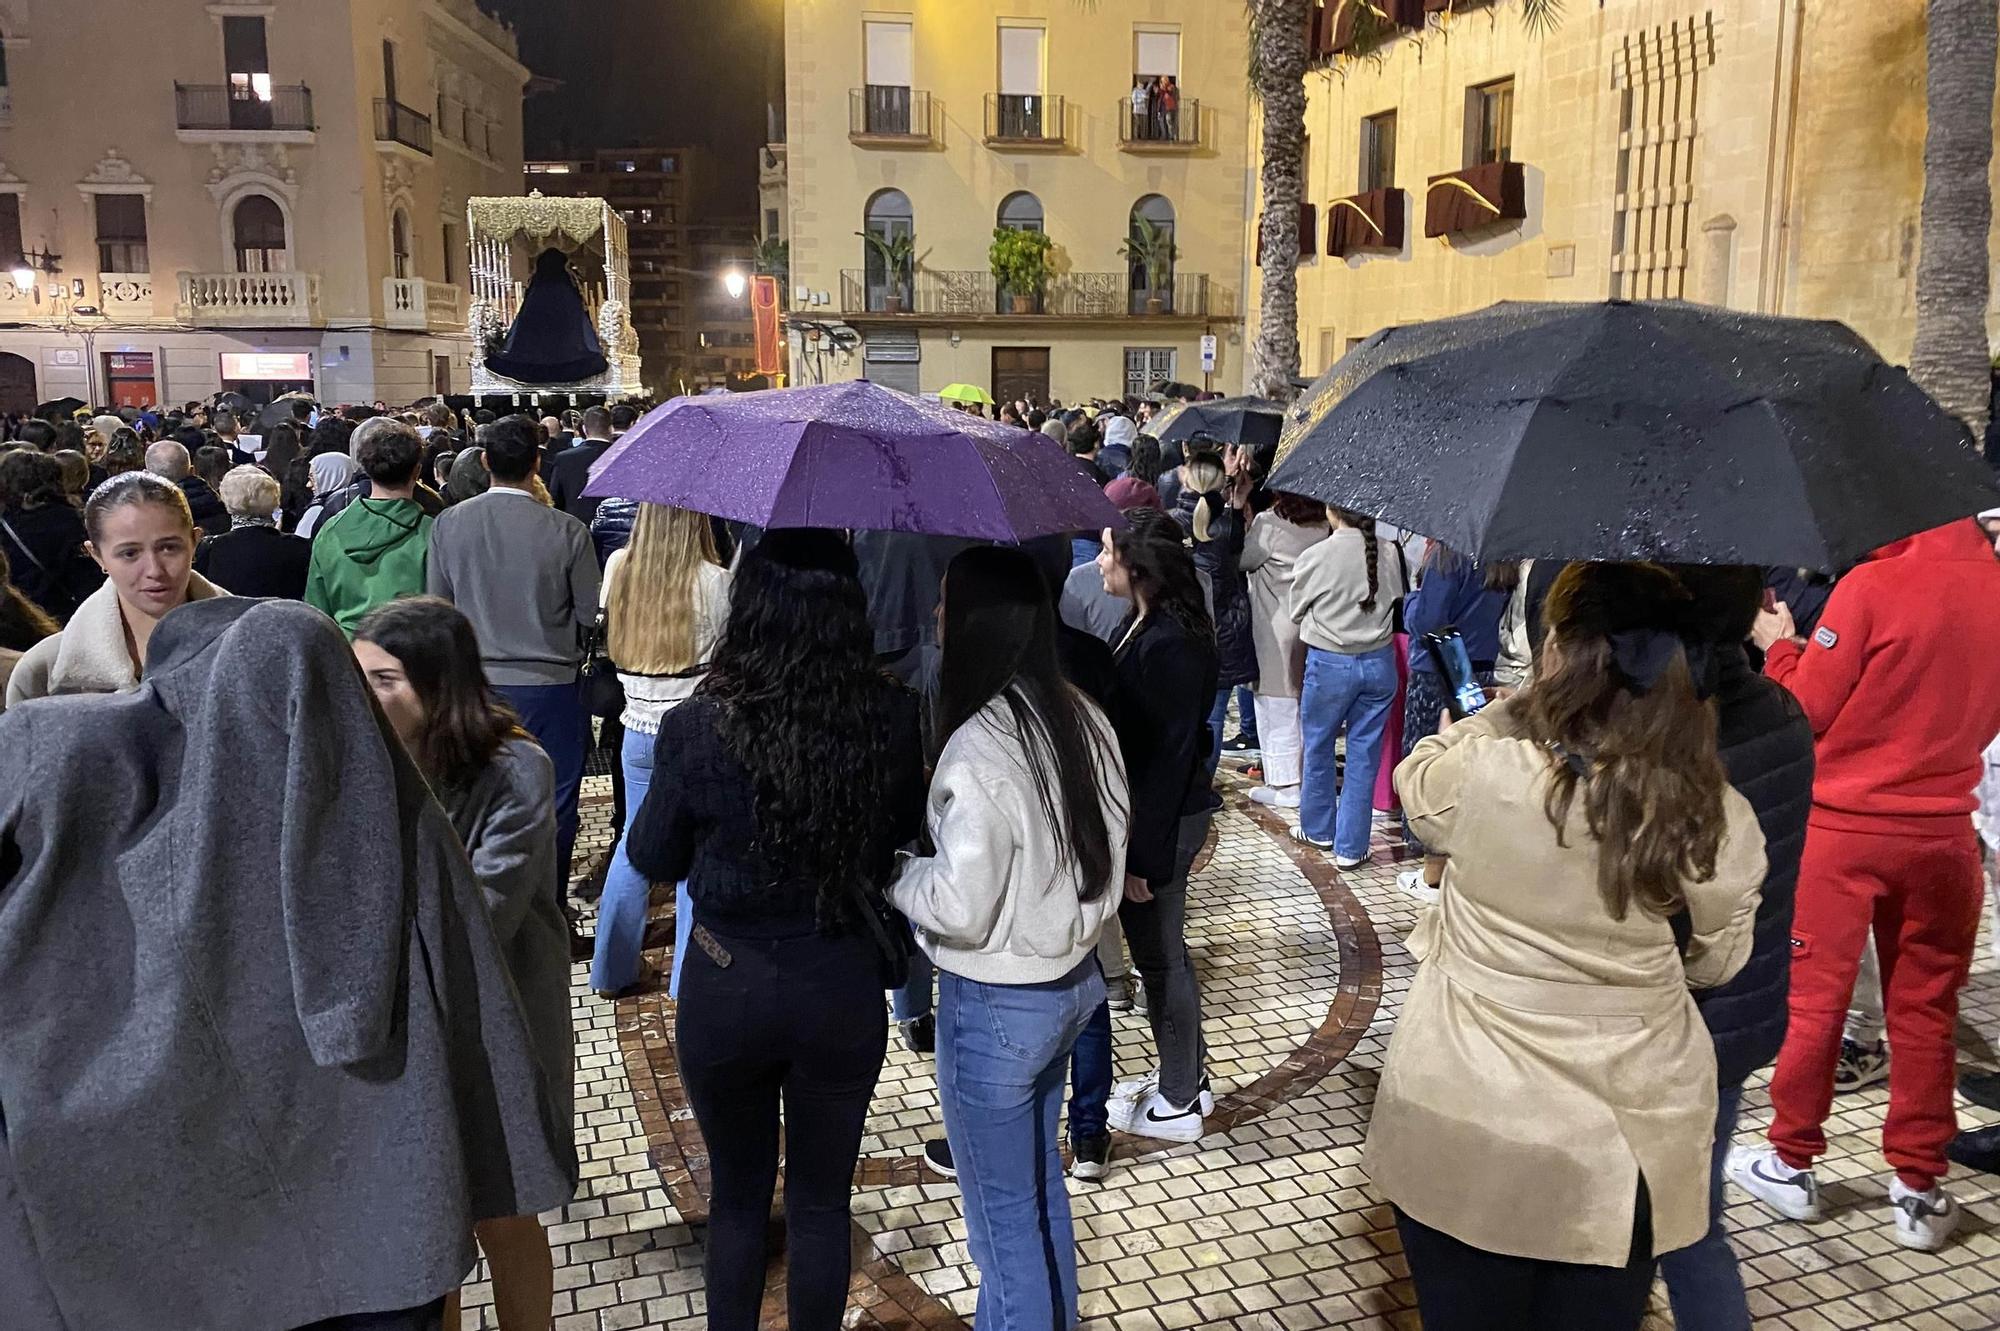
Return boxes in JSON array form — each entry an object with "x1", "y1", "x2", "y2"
[{"x1": 1366, "y1": 562, "x2": 1768, "y2": 1331}]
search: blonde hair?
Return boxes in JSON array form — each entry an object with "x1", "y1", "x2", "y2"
[
  {"x1": 220, "y1": 464, "x2": 281, "y2": 518},
  {"x1": 1183, "y1": 453, "x2": 1226, "y2": 543},
  {"x1": 609, "y1": 503, "x2": 721, "y2": 674}
]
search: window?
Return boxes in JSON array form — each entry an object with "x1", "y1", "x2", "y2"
[
  {"x1": 660, "y1": 155, "x2": 678, "y2": 173},
  {"x1": 233, "y1": 194, "x2": 288, "y2": 272},
  {"x1": 1318, "y1": 329, "x2": 1338, "y2": 373},
  {"x1": 1361, "y1": 111, "x2": 1397, "y2": 192},
  {"x1": 1127, "y1": 195, "x2": 1176, "y2": 314},
  {"x1": 1124, "y1": 347, "x2": 1176, "y2": 399},
  {"x1": 763, "y1": 207, "x2": 780, "y2": 239},
  {"x1": 94, "y1": 195, "x2": 148, "y2": 273},
  {"x1": 614, "y1": 159, "x2": 637, "y2": 173},
  {"x1": 862, "y1": 188, "x2": 913, "y2": 311},
  {"x1": 223, "y1": 17, "x2": 272, "y2": 105},
  {"x1": 1134, "y1": 29, "x2": 1180, "y2": 80},
  {"x1": 391, "y1": 209, "x2": 412, "y2": 279},
  {"x1": 382, "y1": 39, "x2": 398, "y2": 102},
  {"x1": 863, "y1": 19, "x2": 915, "y2": 134},
  {"x1": 441, "y1": 222, "x2": 459, "y2": 285},
  {"x1": 0, "y1": 195, "x2": 21, "y2": 266},
  {"x1": 996, "y1": 191, "x2": 1043, "y2": 233},
  {"x1": 1468, "y1": 79, "x2": 1514, "y2": 167}
]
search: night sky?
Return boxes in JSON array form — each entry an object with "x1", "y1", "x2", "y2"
[{"x1": 484, "y1": 0, "x2": 782, "y2": 215}]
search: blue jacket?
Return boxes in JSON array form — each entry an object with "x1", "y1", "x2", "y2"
[
  {"x1": 1698, "y1": 647, "x2": 1815, "y2": 1087},
  {"x1": 589, "y1": 496, "x2": 637, "y2": 567},
  {"x1": 1402, "y1": 558, "x2": 1508, "y2": 673}
]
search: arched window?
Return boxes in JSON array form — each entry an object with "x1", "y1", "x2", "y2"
[
  {"x1": 861, "y1": 188, "x2": 912, "y2": 312},
  {"x1": 1128, "y1": 194, "x2": 1177, "y2": 314},
  {"x1": 231, "y1": 194, "x2": 289, "y2": 273},
  {"x1": 996, "y1": 191, "x2": 1043, "y2": 234},
  {"x1": 391, "y1": 208, "x2": 412, "y2": 280}
]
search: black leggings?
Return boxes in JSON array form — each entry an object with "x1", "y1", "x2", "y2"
[
  {"x1": 676, "y1": 924, "x2": 888, "y2": 1331},
  {"x1": 1394, "y1": 1180, "x2": 1656, "y2": 1331}
]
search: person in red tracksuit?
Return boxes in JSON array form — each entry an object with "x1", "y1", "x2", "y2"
[{"x1": 1727, "y1": 518, "x2": 2000, "y2": 1252}]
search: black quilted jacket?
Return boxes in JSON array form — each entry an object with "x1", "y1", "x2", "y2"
[{"x1": 1698, "y1": 646, "x2": 1816, "y2": 1087}]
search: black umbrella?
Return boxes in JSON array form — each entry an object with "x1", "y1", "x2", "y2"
[
  {"x1": 1269, "y1": 301, "x2": 2000, "y2": 572},
  {"x1": 257, "y1": 392, "x2": 316, "y2": 430},
  {"x1": 210, "y1": 390, "x2": 256, "y2": 414},
  {"x1": 1147, "y1": 379, "x2": 1201, "y2": 402},
  {"x1": 1150, "y1": 395, "x2": 1286, "y2": 451},
  {"x1": 34, "y1": 397, "x2": 84, "y2": 420}
]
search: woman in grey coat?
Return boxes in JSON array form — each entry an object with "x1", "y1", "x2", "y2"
[
  {"x1": 355, "y1": 596, "x2": 574, "y2": 1331},
  {"x1": 0, "y1": 597, "x2": 574, "y2": 1331}
]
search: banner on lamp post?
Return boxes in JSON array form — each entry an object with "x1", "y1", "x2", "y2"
[{"x1": 752, "y1": 275, "x2": 783, "y2": 377}]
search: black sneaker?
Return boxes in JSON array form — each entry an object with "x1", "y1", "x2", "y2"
[
  {"x1": 902, "y1": 1015, "x2": 935, "y2": 1056},
  {"x1": 1221, "y1": 734, "x2": 1261, "y2": 760},
  {"x1": 1834, "y1": 1038, "x2": 1889, "y2": 1094},
  {"x1": 1070, "y1": 1134, "x2": 1112, "y2": 1183},
  {"x1": 1960, "y1": 1068, "x2": 2000, "y2": 1112},
  {"x1": 922, "y1": 1137, "x2": 956, "y2": 1180}
]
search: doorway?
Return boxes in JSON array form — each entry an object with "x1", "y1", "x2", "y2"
[
  {"x1": 991, "y1": 346, "x2": 1050, "y2": 407},
  {"x1": 0, "y1": 351, "x2": 35, "y2": 415}
]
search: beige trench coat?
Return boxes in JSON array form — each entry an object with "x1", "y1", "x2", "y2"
[
  {"x1": 1365, "y1": 698, "x2": 1767, "y2": 1267},
  {"x1": 1240, "y1": 511, "x2": 1326, "y2": 698}
]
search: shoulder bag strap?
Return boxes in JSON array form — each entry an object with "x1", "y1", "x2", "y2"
[{"x1": 0, "y1": 515, "x2": 49, "y2": 578}]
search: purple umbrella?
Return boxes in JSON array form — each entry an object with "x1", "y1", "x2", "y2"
[{"x1": 582, "y1": 381, "x2": 1123, "y2": 541}]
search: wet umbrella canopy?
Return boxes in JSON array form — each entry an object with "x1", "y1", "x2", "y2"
[
  {"x1": 583, "y1": 380, "x2": 1124, "y2": 542},
  {"x1": 1149, "y1": 395, "x2": 1285, "y2": 451},
  {"x1": 1269, "y1": 301, "x2": 2000, "y2": 572}
]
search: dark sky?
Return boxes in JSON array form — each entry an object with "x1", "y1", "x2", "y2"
[{"x1": 484, "y1": 0, "x2": 782, "y2": 216}]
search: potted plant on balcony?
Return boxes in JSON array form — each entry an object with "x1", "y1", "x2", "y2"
[
  {"x1": 856, "y1": 228, "x2": 917, "y2": 313},
  {"x1": 989, "y1": 227, "x2": 1053, "y2": 315},
  {"x1": 1119, "y1": 217, "x2": 1178, "y2": 315}
]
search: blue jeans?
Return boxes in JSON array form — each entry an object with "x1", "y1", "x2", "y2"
[
  {"x1": 1233, "y1": 685, "x2": 1258, "y2": 744},
  {"x1": 939, "y1": 959, "x2": 1103, "y2": 1331},
  {"x1": 1659, "y1": 1081, "x2": 1751, "y2": 1331},
  {"x1": 1204, "y1": 685, "x2": 1231, "y2": 785},
  {"x1": 1067, "y1": 963, "x2": 1113, "y2": 1144},
  {"x1": 891, "y1": 919, "x2": 934, "y2": 1023},
  {"x1": 590, "y1": 726, "x2": 694, "y2": 995},
  {"x1": 1299, "y1": 645, "x2": 1397, "y2": 859},
  {"x1": 495, "y1": 680, "x2": 588, "y2": 895}
]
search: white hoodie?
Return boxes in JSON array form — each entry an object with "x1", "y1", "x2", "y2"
[{"x1": 890, "y1": 689, "x2": 1131, "y2": 984}]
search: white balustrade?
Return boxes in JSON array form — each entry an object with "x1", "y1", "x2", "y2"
[{"x1": 179, "y1": 271, "x2": 320, "y2": 325}]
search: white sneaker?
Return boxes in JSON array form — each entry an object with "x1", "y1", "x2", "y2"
[
  {"x1": 1890, "y1": 1177, "x2": 1960, "y2": 1251},
  {"x1": 1110, "y1": 1070, "x2": 1215, "y2": 1116},
  {"x1": 1108, "y1": 1088, "x2": 1206, "y2": 1143},
  {"x1": 1249, "y1": 785, "x2": 1301, "y2": 809},
  {"x1": 1396, "y1": 869, "x2": 1441, "y2": 905},
  {"x1": 1727, "y1": 1146, "x2": 1822, "y2": 1222},
  {"x1": 1334, "y1": 852, "x2": 1370, "y2": 870}
]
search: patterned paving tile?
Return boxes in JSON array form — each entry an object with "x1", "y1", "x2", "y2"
[{"x1": 453, "y1": 762, "x2": 2000, "y2": 1330}]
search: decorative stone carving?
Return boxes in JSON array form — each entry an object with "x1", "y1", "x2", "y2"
[
  {"x1": 82, "y1": 149, "x2": 148, "y2": 188},
  {"x1": 205, "y1": 143, "x2": 297, "y2": 196},
  {"x1": 380, "y1": 157, "x2": 420, "y2": 200},
  {"x1": 0, "y1": 161, "x2": 21, "y2": 186}
]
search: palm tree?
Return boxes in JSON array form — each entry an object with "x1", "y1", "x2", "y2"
[
  {"x1": 1247, "y1": 0, "x2": 1313, "y2": 400},
  {"x1": 1909, "y1": 0, "x2": 1996, "y2": 438}
]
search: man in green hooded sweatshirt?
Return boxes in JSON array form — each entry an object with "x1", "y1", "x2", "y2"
[{"x1": 306, "y1": 419, "x2": 433, "y2": 635}]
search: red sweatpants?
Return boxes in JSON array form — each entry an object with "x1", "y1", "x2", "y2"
[{"x1": 1768, "y1": 823, "x2": 1984, "y2": 1188}]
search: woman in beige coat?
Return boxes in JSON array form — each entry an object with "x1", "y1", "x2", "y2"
[
  {"x1": 1238, "y1": 491, "x2": 1326, "y2": 809},
  {"x1": 1366, "y1": 562, "x2": 1768, "y2": 1331}
]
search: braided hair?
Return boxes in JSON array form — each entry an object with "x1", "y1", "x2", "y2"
[{"x1": 1330, "y1": 506, "x2": 1380, "y2": 612}]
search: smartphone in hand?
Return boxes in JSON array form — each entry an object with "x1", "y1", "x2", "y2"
[{"x1": 1422, "y1": 628, "x2": 1489, "y2": 720}]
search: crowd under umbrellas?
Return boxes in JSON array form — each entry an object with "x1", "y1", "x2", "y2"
[{"x1": 4, "y1": 296, "x2": 2000, "y2": 1331}]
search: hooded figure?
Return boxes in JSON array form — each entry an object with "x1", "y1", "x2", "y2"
[
  {"x1": 1099, "y1": 414, "x2": 1137, "y2": 478},
  {"x1": 484, "y1": 247, "x2": 611, "y2": 385},
  {"x1": 0, "y1": 598, "x2": 576, "y2": 1329},
  {"x1": 305, "y1": 491, "x2": 435, "y2": 636}
]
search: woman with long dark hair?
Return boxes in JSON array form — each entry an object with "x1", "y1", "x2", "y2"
[
  {"x1": 1095, "y1": 507, "x2": 1218, "y2": 1143},
  {"x1": 0, "y1": 448, "x2": 101, "y2": 620},
  {"x1": 1289, "y1": 505, "x2": 1408, "y2": 867},
  {"x1": 890, "y1": 546, "x2": 1129, "y2": 1327},
  {"x1": 351, "y1": 596, "x2": 573, "y2": 1331},
  {"x1": 0, "y1": 546, "x2": 57, "y2": 709},
  {"x1": 624, "y1": 528, "x2": 926, "y2": 1331},
  {"x1": 1367, "y1": 562, "x2": 1766, "y2": 1331}
]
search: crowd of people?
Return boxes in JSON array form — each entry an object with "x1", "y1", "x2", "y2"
[{"x1": 2, "y1": 381, "x2": 2000, "y2": 1331}]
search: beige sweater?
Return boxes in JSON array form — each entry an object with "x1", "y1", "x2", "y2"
[
  {"x1": 1288, "y1": 527, "x2": 1407, "y2": 655},
  {"x1": 5, "y1": 574, "x2": 229, "y2": 707}
]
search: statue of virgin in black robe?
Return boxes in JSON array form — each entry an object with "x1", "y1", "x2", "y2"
[{"x1": 485, "y1": 247, "x2": 610, "y2": 384}]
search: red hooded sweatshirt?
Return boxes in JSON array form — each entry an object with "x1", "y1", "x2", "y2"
[{"x1": 1764, "y1": 519, "x2": 2000, "y2": 836}]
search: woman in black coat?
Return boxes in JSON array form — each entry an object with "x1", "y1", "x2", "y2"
[
  {"x1": 0, "y1": 449, "x2": 102, "y2": 621},
  {"x1": 1095, "y1": 507, "x2": 1220, "y2": 1144},
  {"x1": 195, "y1": 464, "x2": 310, "y2": 599}
]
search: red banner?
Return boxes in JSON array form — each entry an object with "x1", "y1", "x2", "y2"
[{"x1": 751, "y1": 275, "x2": 783, "y2": 376}]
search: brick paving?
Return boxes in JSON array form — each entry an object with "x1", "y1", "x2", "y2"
[{"x1": 452, "y1": 765, "x2": 2000, "y2": 1329}]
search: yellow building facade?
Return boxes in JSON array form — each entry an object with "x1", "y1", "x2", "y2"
[
  {"x1": 1258, "y1": 0, "x2": 2000, "y2": 378},
  {"x1": 781, "y1": 0, "x2": 1254, "y2": 404}
]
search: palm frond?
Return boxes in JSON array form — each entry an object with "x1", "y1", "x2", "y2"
[{"x1": 1520, "y1": 0, "x2": 1563, "y2": 36}]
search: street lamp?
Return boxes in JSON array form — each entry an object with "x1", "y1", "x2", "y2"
[
  {"x1": 11, "y1": 246, "x2": 60, "y2": 296},
  {"x1": 721, "y1": 268, "x2": 747, "y2": 300}
]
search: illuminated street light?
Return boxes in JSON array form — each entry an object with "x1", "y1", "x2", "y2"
[{"x1": 722, "y1": 269, "x2": 747, "y2": 299}]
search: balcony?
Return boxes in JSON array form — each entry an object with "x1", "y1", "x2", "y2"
[
  {"x1": 178, "y1": 271, "x2": 322, "y2": 326},
  {"x1": 1424, "y1": 160, "x2": 1527, "y2": 238},
  {"x1": 174, "y1": 84, "x2": 315, "y2": 141},
  {"x1": 1119, "y1": 98, "x2": 1201, "y2": 152},
  {"x1": 1328, "y1": 188, "x2": 1407, "y2": 256},
  {"x1": 848, "y1": 86, "x2": 934, "y2": 145},
  {"x1": 97, "y1": 273, "x2": 156, "y2": 318},
  {"x1": 836, "y1": 269, "x2": 1220, "y2": 321},
  {"x1": 983, "y1": 94, "x2": 1066, "y2": 149},
  {"x1": 384, "y1": 277, "x2": 466, "y2": 331},
  {"x1": 373, "y1": 98, "x2": 433, "y2": 156}
]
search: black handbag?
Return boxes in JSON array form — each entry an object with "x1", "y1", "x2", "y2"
[
  {"x1": 845, "y1": 875, "x2": 913, "y2": 990},
  {"x1": 578, "y1": 607, "x2": 625, "y2": 720}
]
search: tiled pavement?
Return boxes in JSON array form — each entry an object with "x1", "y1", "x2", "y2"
[{"x1": 455, "y1": 766, "x2": 2000, "y2": 1330}]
